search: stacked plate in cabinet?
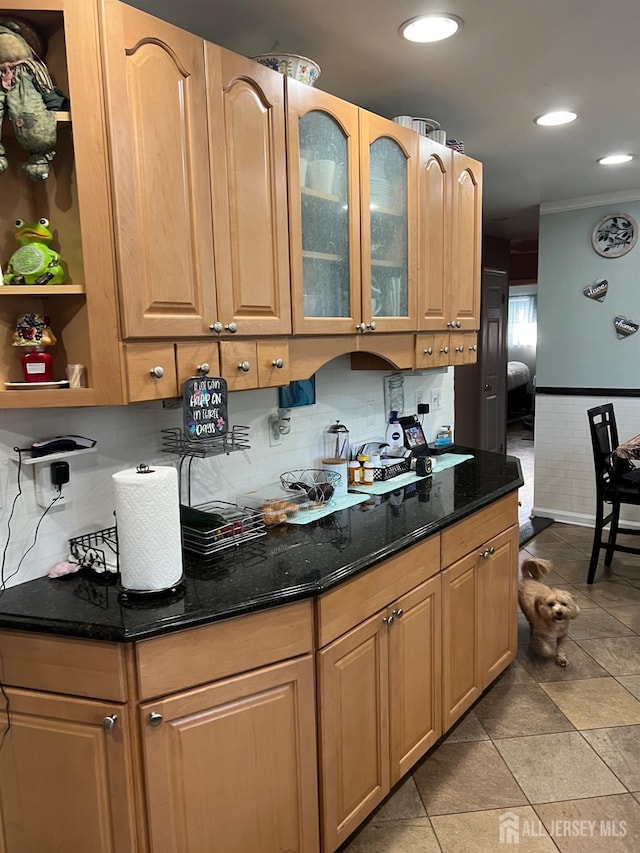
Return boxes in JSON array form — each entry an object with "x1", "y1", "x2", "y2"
[{"x1": 370, "y1": 161, "x2": 392, "y2": 208}]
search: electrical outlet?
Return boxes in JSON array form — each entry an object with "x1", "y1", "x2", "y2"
[
  {"x1": 268, "y1": 415, "x2": 282, "y2": 447},
  {"x1": 34, "y1": 463, "x2": 71, "y2": 508},
  {"x1": 431, "y1": 389, "x2": 442, "y2": 411}
]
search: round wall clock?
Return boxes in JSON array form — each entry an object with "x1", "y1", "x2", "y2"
[{"x1": 592, "y1": 213, "x2": 638, "y2": 258}]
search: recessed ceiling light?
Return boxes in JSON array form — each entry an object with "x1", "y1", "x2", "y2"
[
  {"x1": 597, "y1": 154, "x2": 633, "y2": 165},
  {"x1": 534, "y1": 110, "x2": 578, "y2": 127},
  {"x1": 399, "y1": 14, "x2": 463, "y2": 43}
]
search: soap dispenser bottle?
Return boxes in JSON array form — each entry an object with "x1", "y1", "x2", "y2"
[{"x1": 385, "y1": 411, "x2": 403, "y2": 450}]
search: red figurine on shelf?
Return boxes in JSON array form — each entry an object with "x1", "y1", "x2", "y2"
[{"x1": 12, "y1": 312, "x2": 56, "y2": 382}]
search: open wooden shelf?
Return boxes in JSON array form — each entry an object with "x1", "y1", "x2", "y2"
[{"x1": 0, "y1": 285, "x2": 85, "y2": 296}]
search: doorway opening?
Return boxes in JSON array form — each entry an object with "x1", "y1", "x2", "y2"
[{"x1": 506, "y1": 287, "x2": 537, "y2": 526}]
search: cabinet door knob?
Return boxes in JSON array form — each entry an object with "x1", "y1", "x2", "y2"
[
  {"x1": 237, "y1": 361, "x2": 251, "y2": 372},
  {"x1": 197, "y1": 362, "x2": 210, "y2": 375},
  {"x1": 456, "y1": 320, "x2": 462, "y2": 328},
  {"x1": 382, "y1": 614, "x2": 394, "y2": 626},
  {"x1": 488, "y1": 547, "x2": 495, "y2": 555},
  {"x1": 102, "y1": 714, "x2": 118, "y2": 730},
  {"x1": 148, "y1": 712, "x2": 163, "y2": 727},
  {"x1": 149, "y1": 366, "x2": 164, "y2": 379},
  {"x1": 272, "y1": 358, "x2": 284, "y2": 369},
  {"x1": 209, "y1": 321, "x2": 223, "y2": 334},
  {"x1": 225, "y1": 322, "x2": 238, "y2": 333},
  {"x1": 479, "y1": 548, "x2": 491, "y2": 559},
  {"x1": 447, "y1": 321, "x2": 453, "y2": 327},
  {"x1": 423, "y1": 347, "x2": 433, "y2": 355},
  {"x1": 356, "y1": 322, "x2": 366, "y2": 332},
  {"x1": 392, "y1": 608, "x2": 404, "y2": 619}
]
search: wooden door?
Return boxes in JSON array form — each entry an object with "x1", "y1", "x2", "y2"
[
  {"x1": 418, "y1": 136, "x2": 453, "y2": 330},
  {"x1": 388, "y1": 575, "x2": 442, "y2": 784},
  {"x1": 142, "y1": 656, "x2": 319, "y2": 853},
  {"x1": 101, "y1": 0, "x2": 216, "y2": 338},
  {"x1": 207, "y1": 48, "x2": 291, "y2": 336},
  {"x1": 450, "y1": 153, "x2": 482, "y2": 330},
  {"x1": 0, "y1": 690, "x2": 137, "y2": 852},
  {"x1": 480, "y1": 268, "x2": 509, "y2": 452},
  {"x1": 287, "y1": 80, "x2": 361, "y2": 335},
  {"x1": 359, "y1": 110, "x2": 419, "y2": 333},
  {"x1": 478, "y1": 525, "x2": 519, "y2": 687},
  {"x1": 317, "y1": 611, "x2": 389, "y2": 853},
  {"x1": 441, "y1": 554, "x2": 480, "y2": 730}
]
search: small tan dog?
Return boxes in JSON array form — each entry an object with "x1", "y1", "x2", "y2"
[{"x1": 518, "y1": 557, "x2": 580, "y2": 667}]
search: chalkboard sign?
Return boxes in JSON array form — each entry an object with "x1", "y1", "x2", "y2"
[{"x1": 183, "y1": 376, "x2": 228, "y2": 439}]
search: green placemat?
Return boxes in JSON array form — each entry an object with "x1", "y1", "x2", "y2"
[
  {"x1": 285, "y1": 491, "x2": 369, "y2": 524},
  {"x1": 350, "y1": 453, "x2": 474, "y2": 496}
]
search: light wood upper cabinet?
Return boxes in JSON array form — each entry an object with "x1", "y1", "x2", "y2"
[
  {"x1": 287, "y1": 83, "x2": 418, "y2": 336},
  {"x1": 101, "y1": 0, "x2": 217, "y2": 338},
  {"x1": 207, "y1": 48, "x2": 292, "y2": 336},
  {"x1": 450, "y1": 153, "x2": 482, "y2": 330},
  {"x1": 287, "y1": 80, "x2": 361, "y2": 335},
  {"x1": 359, "y1": 111, "x2": 419, "y2": 333},
  {"x1": 0, "y1": 690, "x2": 137, "y2": 853},
  {"x1": 142, "y1": 656, "x2": 319, "y2": 853},
  {"x1": 418, "y1": 139, "x2": 482, "y2": 333}
]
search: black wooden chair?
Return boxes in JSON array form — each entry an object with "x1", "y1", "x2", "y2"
[{"x1": 587, "y1": 403, "x2": 640, "y2": 583}]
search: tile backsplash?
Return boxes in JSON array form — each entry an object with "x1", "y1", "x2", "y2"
[{"x1": 0, "y1": 357, "x2": 454, "y2": 587}]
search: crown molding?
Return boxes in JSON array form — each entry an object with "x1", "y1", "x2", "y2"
[{"x1": 540, "y1": 189, "x2": 640, "y2": 214}]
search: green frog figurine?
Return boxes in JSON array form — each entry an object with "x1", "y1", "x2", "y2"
[{"x1": 3, "y1": 217, "x2": 65, "y2": 285}]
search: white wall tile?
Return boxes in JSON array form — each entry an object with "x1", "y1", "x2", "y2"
[{"x1": 0, "y1": 360, "x2": 454, "y2": 587}]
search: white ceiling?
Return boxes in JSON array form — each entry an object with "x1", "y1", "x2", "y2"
[{"x1": 129, "y1": 0, "x2": 640, "y2": 242}]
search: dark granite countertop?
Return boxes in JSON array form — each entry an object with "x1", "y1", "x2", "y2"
[{"x1": 0, "y1": 449, "x2": 522, "y2": 642}]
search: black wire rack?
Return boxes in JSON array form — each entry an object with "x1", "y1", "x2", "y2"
[{"x1": 68, "y1": 526, "x2": 118, "y2": 574}]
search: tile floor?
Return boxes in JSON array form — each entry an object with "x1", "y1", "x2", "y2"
[{"x1": 341, "y1": 523, "x2": 640, "y2": 852}]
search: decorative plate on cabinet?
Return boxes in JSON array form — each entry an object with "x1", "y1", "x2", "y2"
[{"x1": 592, "y1": 213, "x2": 638, "y2": 258}]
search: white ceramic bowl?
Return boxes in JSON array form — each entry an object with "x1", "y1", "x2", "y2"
[{"x1": 251, "y1": 53, "x2": 321, "y2": 86}]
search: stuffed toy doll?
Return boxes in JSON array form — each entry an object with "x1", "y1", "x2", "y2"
[{"x1": 0, "y1": 17, "x2": 68, "y2": 181}]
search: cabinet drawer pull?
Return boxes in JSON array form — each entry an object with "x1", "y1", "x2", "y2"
[
  {"x1": 382, "y1": 614, "x2": 394, "y2": 626},
  {"x1": 272, "y1": 358, "x2": 284, "y2": 369},
  {"x1": 102, "y1": 714, "x2": 118, "y2": 731},
  {"x1": 148, "y1": 712, "x2": 163, "y2": 727},
  {"x1": 197, "y1": 362, "x2": 210, "y2": 375},
  {"x1": 149, "y1": 366, "x2": 164, "y2": 379},
  {"x1": 237, "y1": 361, "x2": 251, "y2": 373},
  {"x1": 456, "y1": 345, "x2": 464, "y2": 353},
  {"x1": 209, "y1": 321, "x2": 223, "y2": 334},
  {"x1": 440, "y1": 346, "x2": 449, "y2": 354},
  {"x1": 470, "y1": 344, "x2": 478, "y2": 352},
  {"x1": 392, "y1": 608, "x2": 404, "y2": 619},
  {"x1": 225, "y1": 322, "x2": 238, "y2": 333},
  {"x1": 423, "y1": 347, "x2": 433, "y2": 355},
  {"x1": 488, "y1": 547, "x2": 495, "y2": 555}
]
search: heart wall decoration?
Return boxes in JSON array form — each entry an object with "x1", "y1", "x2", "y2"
[
  {"x1": 614, "y1": 315, "x2": 639, "y2": 339},
  {"x1": 583, "y1": 279, "x2": 608, "y2": 301}
]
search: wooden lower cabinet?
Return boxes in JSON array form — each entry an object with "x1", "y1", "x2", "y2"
[
  {"x1": 141, "y1": 656, "x2": 319, "y2": 853},
  {"x1": 442, "y1": 524, "x2": 519, "y2": 730},
  {"x1": 0, "y1": 690, "x2": 137, "y2": 853},
  {"x1": 317, "y1": 575, "x2": 441, "y2": 853}
]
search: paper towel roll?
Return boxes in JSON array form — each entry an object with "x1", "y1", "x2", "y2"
[{"x1": 113, "y1": 465, "x2": 183, "y2": 592}]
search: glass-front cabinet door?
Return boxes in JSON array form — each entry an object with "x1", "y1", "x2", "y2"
[
  {"x1": 287, "y1": 80, "x2": 361, "y2": 334},
  {"x1": 360, "y1": 112, "x2": 418, "y2": 333}
]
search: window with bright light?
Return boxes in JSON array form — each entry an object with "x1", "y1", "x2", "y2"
[{"x1": 508, "y1": 295, "x2": 537, "y2": 348}]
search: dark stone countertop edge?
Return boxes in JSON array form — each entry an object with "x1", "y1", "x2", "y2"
[{"x1": 0, "y1": 461, "x2": 523, "y2": 643}]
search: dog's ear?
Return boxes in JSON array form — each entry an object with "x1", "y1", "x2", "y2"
[
  {"x1": 566, "y1": 594, "x2": 581, "y2": 619},
  {"x1": 534, "y1": 595, "x2": 548, "y2": 616}
]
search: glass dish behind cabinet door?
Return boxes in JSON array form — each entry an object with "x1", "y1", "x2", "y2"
[
  {"x1": 369, "y1": 137, "x2": 408, "y2": 319},
  {"x1": 299, "y1": 110, "x2": 350, "y2": 319}
]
